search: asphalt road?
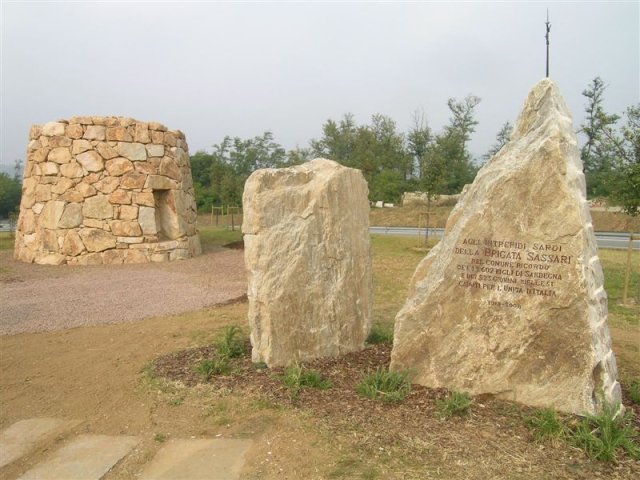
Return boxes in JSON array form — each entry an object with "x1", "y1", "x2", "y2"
[
  {"x1": 2, "y1": 224, "x2": 637, "y2": 250},
  {"x1": 370, "y1": 226, "x2": 640, "y2": 251}
]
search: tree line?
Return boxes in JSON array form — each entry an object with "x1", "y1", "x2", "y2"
[
  {"x1": 192, "y1": 94, "x2": 484, "y2": 210},
  {"x1": 0, "y1": 78, "x2": 636, "y2": 218},
  {"x1": 192, "y1": 78, "x2": 638, "y2": 215}
]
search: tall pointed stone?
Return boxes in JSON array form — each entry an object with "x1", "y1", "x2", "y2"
[
  {"x1": 390, "y1": 79, "x2": 621, "y2": 415},
  {"x1": 243, "y1": 158, "x2": 372, "y2": 367}
]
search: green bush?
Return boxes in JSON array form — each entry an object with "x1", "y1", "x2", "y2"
[
  {"x1": 526, "y1": 408, "x2": 567, "y2": 442},
  {"x1": 571, "y1": 401, "x2": 639, "y2": 461},
  {"x1": 437, "y1": 391, "x2": 472, "y2": 418},
  {"x1": 356, "y1": 368, "x2": 411, "y2": 403}
]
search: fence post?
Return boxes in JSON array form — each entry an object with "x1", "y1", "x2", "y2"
[{"x1": 622, "y1": 234, "x2": 635, "y2": 304}]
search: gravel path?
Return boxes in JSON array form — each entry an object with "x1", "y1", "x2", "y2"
[{"x1": 0, "y1": 247, "x2": 247, "y2": 335}]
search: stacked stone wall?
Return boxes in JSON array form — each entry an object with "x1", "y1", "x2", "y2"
[{"x1": 14, "y1": 116, "x2": 201, "y2": 265}]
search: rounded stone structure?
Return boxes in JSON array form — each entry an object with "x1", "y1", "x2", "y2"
[{"x1": 14, "y1": 116, "x2": 201, "y2": 265}]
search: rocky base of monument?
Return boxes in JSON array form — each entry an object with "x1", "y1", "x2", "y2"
[{"x1": 14, "y1": 116, "x2": 201, "y2": 265}]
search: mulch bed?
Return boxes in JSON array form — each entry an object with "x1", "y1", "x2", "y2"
[{"x1": 151, "y1": 343, "x2": 639, "y2": 478}]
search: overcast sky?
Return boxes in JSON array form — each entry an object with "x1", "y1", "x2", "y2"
[{"x1": 1, "y1": 1, "x2": 638, "y2": 171}]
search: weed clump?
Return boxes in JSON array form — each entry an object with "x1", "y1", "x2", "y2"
[
  {"x1": 281, "y1": 362, "x2": 332, "y2": 398},
  {"x1": 196, "y1": 356, "x2": 231, "y2": 380},
  {"x1": 216, "y1": 325, "x2": 246, "y2": 358},
  {"x1": 628, "y1": 380, "x2": 640, "y2": 405},
  {"x1": 195, "y1": 326, "x2": 247, "y2": 381},
  {"x1": 366, "y1": 324, "x2": 394, "y2": 345},
  {"x1": 356, "y1": 368, "x2": 411, "y2": 403},
  {"x1": 526, "y1": 408, "x2": 567, "y2": 443},
  {"x1": 438, "y1": 391, "x2": 472, "y2": 418},
  {"x1": 571, "y1": 402, "x2": 639, "y2": 461}
]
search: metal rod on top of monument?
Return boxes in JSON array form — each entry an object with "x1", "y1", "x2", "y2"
[{"x1": 545, "y1": 9, "x2": 551, "y2": 77}]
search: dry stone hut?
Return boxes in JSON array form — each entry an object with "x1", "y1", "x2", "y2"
[{"x1": 14, "y1": 116, "x2": 201, "y2": 265}]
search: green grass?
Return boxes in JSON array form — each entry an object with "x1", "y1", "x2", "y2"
[
  {"x1": 570, "y1": 401, "x2": 639, "y2": 462},
  {"x1": 356, "y1": 368, "x2": 411, "y2": 403},
  {"x1": 195, "y1": 326, "x2": 247, "y2": 381},
  {"x1": 629, "y1": 380, "x2": 640, "y2": 404},
  {"x1": 215, "y1": 325, "x2": 246, "y2": 358},
  {"x1": 281, "y1": 362, "x2": 332, "y2": 398},
  {"x1": 0, "y1": 232, "x2": 14, "y2": 251},
  {"x1": 370, "y1": 235, "x2": 426, "y2": 328},
  {"x1": 599, "y1": 249, "x2": 640, "y2": 328},
  {"x1": 437, "y1": 391, "x2": 473, "y2": 418},
  {"x1": 366, "y1": 324, "x2": 394, "y2": 345},
  {"x1": 196, "y1": 356, "x2": 232, "y2": 380},
  {"x1": 526, "y1": 408, "x2": 567, "y2": 442},
  {"x1": 197, "y1": 225, "x2": 243, "y2": 248}
]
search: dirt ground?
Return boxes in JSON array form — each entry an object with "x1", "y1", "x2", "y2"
[
  {"x1": 0, "y1": 245, "x2": 246, "y2": 335},
  {"x1": 0, "y1": 243, "x2": 638, "y2": 479}
]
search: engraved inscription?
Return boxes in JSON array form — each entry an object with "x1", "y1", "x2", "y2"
[{"x1": 454, "y1": 237, "x2": 572, "y2": 307}]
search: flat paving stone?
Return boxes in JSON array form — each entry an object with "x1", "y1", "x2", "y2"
[
  {"x1": 139, "y1": 438, "x2": 253, "y2": 480},
  {"x1": 17, "y1": 434, "x2": 139, "y2": 480},
  {"x1": 0, "y1": 418, "x2": 76, "y2": 468}
]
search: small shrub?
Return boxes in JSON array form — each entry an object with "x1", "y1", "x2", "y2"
[
  {"x1": 281, "y1": 362, "x2": 332, "y2": 398},
  {"x1": 216, "y1": 325, "x2": 245, "y2": 358},
  {"x1": 196, "y1": 356, "x2": 231, "y2": 380},
  {"x1": 570, "y1": 401, "x2": 640, "y2": 461},
  {"x1": 629, "y1": 380, "x2": 640, "y2": 405},
  {"x1": 154, "y1": 433, "x2": 168, "y2": 443},
  {"x1": 526, "y1": 408, "x2": 567, "y2": 442},
  {"x1": 356, "y1": 368, "x2": 411, "y2": 403},
  {"x1": 366, "y1": 324, "x2": 394, "y2": 345},
  {"x1": 438, "y1": 391, "x2": 472, "y2": 418}
]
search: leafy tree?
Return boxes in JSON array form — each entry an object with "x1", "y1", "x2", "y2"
[
  {"x1": 445, "y1": 95, "x2": 481, "y2": 144},
  {"x1": 0, "y1": 172, "x2": 21, "y2": 217},
  {"x1": 424, "y1": 95, "x2": 481, "y2": 194},
  {"x1": 483, "y1": 121, "x2": 513, "y2": 161},
  {"x1": 407, "y1": 109, "x2": 432, "y2": 180},
  {"x1": 311, "y1": 114, "x2": 413, "y2": 202},
  {"x1": 607, "y1": 105, "x2": 640, "y2": 215},
  {"x1": 580, "y1": 77, "x2": 621, "y2": 197},
  {"x1": 190, "y1": 132, "x2": 291, "y2": 211},
  {"x1": 286, "y1": 146, "x2": 312, "y2": 165}
]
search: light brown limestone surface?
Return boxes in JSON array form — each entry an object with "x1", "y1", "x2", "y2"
[
  {"x1": 390, "y1": 79, "x2": 621, "y2": 416},
  {"x1": 243, "y1": 158, "x2": 372, "y2": 367},
  {"x1": 15, "y1": 116, "x2": 200, "y2": 265}
]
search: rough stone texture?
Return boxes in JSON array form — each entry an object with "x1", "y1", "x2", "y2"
[
  {"x1": 15, "y1": 117, "x2": 200, "y2": 265},
  {"x1": 243, "y1": 158, "x2": 372, "y2": 367},
  {"x1": 390, "y1": 79, "x2": 621, "y2": 416},
  {"x1": 16, "y1": 434, "x2": 139, "y2": 480}
]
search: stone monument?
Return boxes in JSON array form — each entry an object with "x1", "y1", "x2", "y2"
[
  {"x1": 390, "y1": 79, "x2": 621, "y2": 415},
  {"x1": 14, "y1": 117, "x2": 201, "y2": 265},
  {"x1": 243, "y1": 158, "x2": 372, "y2": 367}
]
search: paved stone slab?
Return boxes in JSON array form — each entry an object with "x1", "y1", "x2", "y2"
[
  {"x1": 17, "y1": 434, "x2": 139, "y2": 480},
  {"x1": 0, "y1": 418, "x2": 76, "y2": 468},
  {"x1": 139, "y1": 438, "x2": 253, "y2": 480}
]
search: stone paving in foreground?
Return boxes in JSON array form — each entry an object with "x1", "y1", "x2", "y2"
[{"x1": 0, "y1": 418, "x2": 253, "y2": 480}]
